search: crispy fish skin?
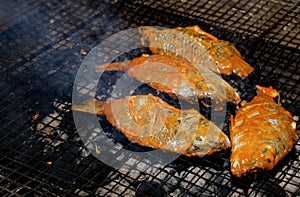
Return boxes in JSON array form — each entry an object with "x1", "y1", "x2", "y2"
[
  {"x1": 96, "y1": 54, "x2": 241, "y2": 105},
  {"x1": 73, "y1": 94, "x2": 231, "y2": 156},
  {"x1": 230, "y1": 86, "x2": 298, "y2": 177},
  {"x1": 139, "y1": 25, "x2": 254, "y2": 78}
]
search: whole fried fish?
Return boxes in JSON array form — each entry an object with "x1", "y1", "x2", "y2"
[
  {"x1": 73, "y1": 94, "x2": 231, "y2": 156},
  {"x1": 96, "y1": 54, "x2": 241, "y2": 106},
  {"x1": 139, "y1": 25, "x2": 254, "y2": 78},
  {"x1": 230, "y1": 86, "x2": 298, "y2": 177}
]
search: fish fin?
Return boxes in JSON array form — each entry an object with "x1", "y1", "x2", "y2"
[
  {"x1": 256, "y1": 85, "x2": 280, "y2": 102},
  {"x1": 183, "y1": 25, "x2": 219, "y2": 41}
]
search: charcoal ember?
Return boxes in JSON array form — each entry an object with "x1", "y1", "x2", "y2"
[
  {"x1": 78, "y1": 147, "x2": 90, "y2": 160},
  {"x1": 295, "y1": 139, "x2": 300, "y2": 152},
  {"x1": 230, "y1": 188, "x2": 247, "y2": 197},
  {"x1": 35, "y1": 102, "x2": 72, "y2": 152},
  {"x1": 75, "y1": 189, "x2": 90, "y2": 197},
  {"x1": 248, "y1": 177, "x2": 288, "y2": 197},
  {"x1": 136, "y1": 181, "x2": 168, "y2": 197},
  {"x1": 175, "y1": 166, "x2": 220, "y2": 195},
  {"x1": 95, "y1": 171, "x2": 136, "y2": 197},
  {"x1": 95, "y1": 166, "x2": 176, "y2": 197},
  {"x1": 171, "y1": 166, "x2": 235, "y2": 196},
  {"x1": 144, "y1": 167, "x2": 178, "y2": 193},
  {"x1": 277, "y1": 153, "x2": 300, "y2": 195},
  {"x1": 213, "y1": 175, "x2": 233, "y2": 196},
  {"x1": 170, "y1": 189, "x2": 185, "y2": 196}
]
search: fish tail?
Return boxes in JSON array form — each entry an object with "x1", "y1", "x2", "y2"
[
  {"x1": 72, "y1": 99, "x2": 105, "y2": 115},
  {"x1": 138, "y1": 26, "x2": 152, "y2": 46},
  {"x1": 95, "y1": 61, "x2": 131, "y2": 73}
]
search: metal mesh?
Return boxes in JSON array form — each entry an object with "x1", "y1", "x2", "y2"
[
  {"x1": 0, "y1": 0, "x2": 299, "y2": 196},
  {"x1": 126, "y1": 0, "x2": 300, "y2": 49}
]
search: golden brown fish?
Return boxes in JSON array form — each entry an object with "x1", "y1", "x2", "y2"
[
  {"x1": 73, "y1": 94, "x2": 231, "y2": 156},
  {"x1": 139, "y1": 25, "x2": 254, "y2": 78},
  {"x1": 230, "y1": 86, "x2": 298, "y2": 177},
  {"x1": 96, "y1": 54, "x2": 241, "y2": 106}
]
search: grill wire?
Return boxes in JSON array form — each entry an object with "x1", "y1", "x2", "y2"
[{"x1": 0, "y1": 0, "x2": 299, "y2": 196}]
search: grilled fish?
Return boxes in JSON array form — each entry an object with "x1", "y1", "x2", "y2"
[
  {"x1": 96, "y1": 54, "x2": 241, "y2": 106},
  {"x1": 230, "y1": 86, "x2": 298, "y2": 177},
  {"x1": 139, "y1": 25, "x2": 254, "y2": 78},
  {"x1": 73, "y1": 94, "x2": 231, "y2": 156}
]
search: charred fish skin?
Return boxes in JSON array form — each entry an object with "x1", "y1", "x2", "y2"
[
  {"x1": 230, "y1": 86, "x2": 298, "y2": 177},
  {"x1": 73, "y1": 94, "x2": 231, "y2": 156},
  {"x1": 139, "y1": 25, "x2": 254, "y2": 78},
  {"x1": 95, "y1": 54, "x2": 241, "y2": 105}
]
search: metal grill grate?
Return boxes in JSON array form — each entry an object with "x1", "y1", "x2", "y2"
[
  {"x1": 0, "y1": 0, "x2": 299, "y2": 196},
  {"x1": 125, "y1": 0, "x2": 300, "y2": 49}
]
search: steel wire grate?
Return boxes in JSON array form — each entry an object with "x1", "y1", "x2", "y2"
[
  {"x1": 124, "y1": 0, "x2": 300, "y2": 49},
  {"x1": 0, "y1": 0, "x2": 299, "y2": 196}
]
